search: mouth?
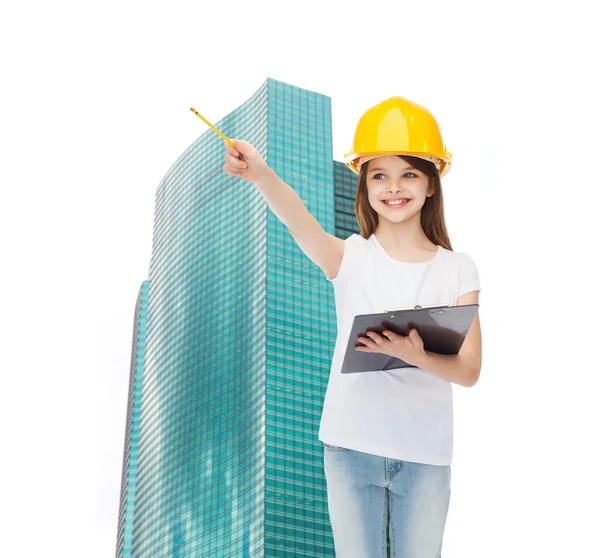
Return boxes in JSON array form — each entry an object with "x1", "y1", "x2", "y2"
[{"x1": 381, "y1": 198, "x2": 411, "y2": 208}]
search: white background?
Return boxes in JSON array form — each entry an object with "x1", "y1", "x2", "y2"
[{"x1": 1, "y1": 1, "x2": 598, "y2": 556}]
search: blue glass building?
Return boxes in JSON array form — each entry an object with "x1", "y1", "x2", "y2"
[
  {"x1": 116, "y1": 281, "x2": 149, "y2": 557},
  {"x1": 116, "y1": 78, "x2": 360, "y2": 557}
]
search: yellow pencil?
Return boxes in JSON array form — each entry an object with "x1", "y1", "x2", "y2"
[{"x1": 190, "y1": 107, "x2": 235, "y2": 147}]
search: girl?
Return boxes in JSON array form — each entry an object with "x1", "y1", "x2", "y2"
[{"x1": 222, "y1": 96, "x2": 482, "y2": 558}]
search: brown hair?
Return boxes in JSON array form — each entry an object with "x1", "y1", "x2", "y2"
[{"x1": 354, "y1": 155, "x2": 453, "y2": 251}]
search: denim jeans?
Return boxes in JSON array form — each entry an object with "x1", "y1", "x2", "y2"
[{"x1": 323, "y1": 443, "x2": 451, "y2": 558}]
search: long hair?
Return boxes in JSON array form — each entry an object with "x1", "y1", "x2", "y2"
[{"x1": 354, "y1": 155, "x2": 453, "y2": 251}]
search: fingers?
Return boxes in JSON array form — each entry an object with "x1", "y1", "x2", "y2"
[
  {"x1": 360, "y1": 331, "x2": 387, "y2": 346},
  {"x1": 382, "y1": 329, "x2": 417, "y2": 339},
  {"x1": 358, "y1": 330, "x2": 402, "y2": 346},
  {"x1": 223, "y1": 138, "x2": 248, "y2": 175},
  {"x1": 223, "y1": 139, "x2": 242, "y2": 158},
  {"x1": 225, "y1": 152, "x2": 247, "y2": 169},
  {"x1": 223, "y1": 164, "x2": 246, "y2": 176},
  {"x1": 356, "y1": 331, "x2": 389, "y2": 352},
  {"x1": 221, "y1": 139, "x2": 268, "y2": 180}
]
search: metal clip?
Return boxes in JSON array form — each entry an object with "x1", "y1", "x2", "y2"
[
  {"x1": 384, "y1": 306, "x2": 414, "y2": 312},
  {"x1": 384, "y1": 303, "x2": 449, "y2": 312}
]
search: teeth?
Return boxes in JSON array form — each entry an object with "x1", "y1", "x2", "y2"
[{"x1": 384, "y1": 199, "x2": 408, "y2": 205}]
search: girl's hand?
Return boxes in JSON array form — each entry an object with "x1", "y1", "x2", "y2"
[
  {"x1": 222, "y1": 139, "x2": 270, "y2": 183},
  {"x1": 355, "y1": 328, "x2": 426, "y2": 368}
]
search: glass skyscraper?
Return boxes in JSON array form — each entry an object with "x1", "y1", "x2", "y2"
[
  {"x1": 116, "y1": 78, "x2": 360, "y2": 557},
  {"x1": 117, "y1": 281, "x2": 150, "y2": 557}
]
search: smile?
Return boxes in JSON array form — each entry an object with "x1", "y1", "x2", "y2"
[{"x1": 382, "y1": 199, "x2": 411, "y2": 208}]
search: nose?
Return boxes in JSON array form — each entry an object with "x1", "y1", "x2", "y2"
[{"x1": 388, "y1": 180, "x2": 404, "y2": 192}]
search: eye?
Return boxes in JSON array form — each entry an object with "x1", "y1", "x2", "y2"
[{"x1": 371, "y1": 171, "x2": 417, "y2": 180}]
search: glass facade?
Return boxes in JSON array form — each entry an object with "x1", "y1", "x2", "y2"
[
  {"x1": 116, "y1": 78, "x2": 360, "y2": 557},
  {"x1": 116, "y1": 281, "x2": 150, "y2": 557}
]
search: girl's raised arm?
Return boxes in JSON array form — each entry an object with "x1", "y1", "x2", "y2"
[{"x1": 223, "y1": 139, "x2": 345, "y2": 280}]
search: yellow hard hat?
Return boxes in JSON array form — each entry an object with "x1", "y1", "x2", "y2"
[{"x1": 344, "y1": 96, "x2": 452, "y2": 177}]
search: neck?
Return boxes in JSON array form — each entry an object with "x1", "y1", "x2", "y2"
[{"x1": 374, "y1": 217, "x2": 435, "y2": 251}]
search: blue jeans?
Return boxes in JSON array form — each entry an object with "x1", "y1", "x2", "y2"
[{"x1": 323, "y1": 443, "x2": 451, "y2": 558}]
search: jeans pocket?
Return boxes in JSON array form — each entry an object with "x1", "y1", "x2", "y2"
[{"x1": 324, "y1": 443, "x2": 347, "y2": 452}]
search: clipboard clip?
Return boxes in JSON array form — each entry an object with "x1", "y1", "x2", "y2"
[{"x1": 384, "y1": 303, "x2": 449, "y2": 312}]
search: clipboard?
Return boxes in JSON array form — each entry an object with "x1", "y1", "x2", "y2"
[{"x1": 340, "y1": 304, "x2": 479, "y2": 374}]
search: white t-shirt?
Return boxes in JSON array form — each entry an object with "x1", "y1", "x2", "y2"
[{"x1": 318, "y1": 233, "x2": 481, "y2": 466}]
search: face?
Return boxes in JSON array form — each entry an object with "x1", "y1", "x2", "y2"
[{"x1": 365, "y1": 156, "x2": 434, "y2": 222}]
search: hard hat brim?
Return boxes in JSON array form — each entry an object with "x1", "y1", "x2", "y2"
[{"x1": 343, "y1": 151, "x2": 453, "y2": 177}]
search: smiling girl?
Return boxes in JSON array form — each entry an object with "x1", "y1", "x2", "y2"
[{"x1": 222, "y1": 96, "x2": 482, "y2": 558}]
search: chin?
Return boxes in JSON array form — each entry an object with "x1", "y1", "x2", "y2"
[{"x1": 378, "y1": 208, "x2": 416, "y2": 219}]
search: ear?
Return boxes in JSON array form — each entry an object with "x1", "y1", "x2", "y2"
[{"x1": 426, "y1": 178, "x2": 435, "y2": 197}]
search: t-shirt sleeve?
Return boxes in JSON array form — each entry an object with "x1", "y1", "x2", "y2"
[
  {"x1": 458, "y1": 252, "x2": 481, "y2": 297},
  {"x1": 327, "y1": 234, "x2": 356, "y2": 287}
]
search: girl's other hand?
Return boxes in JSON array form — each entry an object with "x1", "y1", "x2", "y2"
[
  {"x1": 222, "y1": 139, "x2": 270, "y2": 183},
  {"x1": 355, "y1": 328, "x2": 426, "y2": 368}
]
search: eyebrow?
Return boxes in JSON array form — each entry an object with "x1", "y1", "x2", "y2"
[{"x1": 368, "y1": 166, "x2": 418, "y2": 173}]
